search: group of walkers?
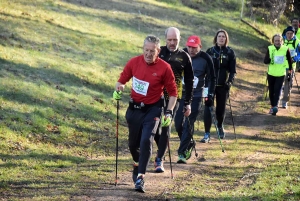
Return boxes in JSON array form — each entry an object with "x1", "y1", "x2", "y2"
[
  {"x1": 112, "y1": 17, "x2": 300, "y2": 192},
  {"x1": 265, "y1": 17, "x2": 300, "y2": 115},
  {"x1": 113, "y1": 26, "x2": 236, "y2": 193}
]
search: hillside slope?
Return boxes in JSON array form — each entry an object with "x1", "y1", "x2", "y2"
[{"x1": 0, "y1": 0, "x2": 299, "y2": 200}]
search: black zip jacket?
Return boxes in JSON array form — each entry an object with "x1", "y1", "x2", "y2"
[
  {"x1": 159, "y1": 46, "x2": 194, "y2": 105},
  {"x1": 206, "y1": 45, "x2": 236, "y2": 86},
  {"x1": 183, "y1": 48, "x2": 216, "y2": 97}
]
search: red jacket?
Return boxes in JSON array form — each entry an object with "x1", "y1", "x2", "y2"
[{"x1": 118, "y1": 55, "x2": 177, "y2": 104}]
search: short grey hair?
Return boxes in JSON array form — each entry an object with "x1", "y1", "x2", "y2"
[
  {"x1": 164, "y1": 27, "x2": 180, "y2": 38},
  {"x1": 144, "y1": 35, "x2": 160, "y2": 47}
]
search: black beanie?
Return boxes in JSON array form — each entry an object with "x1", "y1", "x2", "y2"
[{"x1": 286, "y1": 26, "x2": 295, "y2": 33}]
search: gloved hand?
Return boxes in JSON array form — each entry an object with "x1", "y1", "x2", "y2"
[
  {"x1": 224, "y1": 81, "x2": 232, "y2": 91},
  {"x1": 161, "y1": 110, "x2": 172, "y2": 127},
  {"x1": 205, "y1": 94, "x2": 214, "y2": 107},
  {"x1": 287, "y1": 73, "x2": 291, "y2": 82},
  {"x1": 113, "y1": 91, "x2": 122, "y2": 100}
]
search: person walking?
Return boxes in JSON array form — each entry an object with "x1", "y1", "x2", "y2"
[
  {"x1": 200, "y1": 29, "x2": 236, "y2": 143},
  {"x1": 282, "y1": 18, "x2": 300, "y2": 39},
  {"x1": 113, "y1": 35, "x2": 178, "y2": 193},
  {"x1": 153, "y1": 27, "x2": 194, "y2": 172},
  {"x1": 281, "y1": 26, "x2": 300, "y2": 108},
  {"x1": 264, "y1": 34, "x2": 293, "y2": 115},
  {"x1": 175, "y1": 35, "x2": 215, "y2": 163},
  {"x1": 282, "y1": 18, "x2": 300, "y2": 72}
]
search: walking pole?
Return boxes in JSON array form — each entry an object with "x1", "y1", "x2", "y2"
[
  {"x1": 209, "y1": 106, "x2": 225, "y2": 153},
  {"x1": 166, "y1": 133, "x2": 174, "y2": 179},
  {"x1": 227, "y1": 94, "x2": 237, "y2": 141},
  {"x1": 264, "y1": 74, "x2": 269, "y2": 100},
  {"x1": 185, "y1": 116, "x2": 199, "y2": 157},
  {"x1": 160, "y1": 96, "x2": 174, "y2": 179},
  {"x1": 115, "y1": 100, "x2": 119, "y2": 186}
]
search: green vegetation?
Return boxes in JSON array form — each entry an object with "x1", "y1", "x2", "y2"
[{"x1": 0, "y1": 0, "x2": 299, "y2": 200}]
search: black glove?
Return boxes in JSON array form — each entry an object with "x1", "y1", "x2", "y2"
[
  {"x1": 224, "y1": 81, "x2": 232, "y2": 91},
  {"x1": 287, "y1": 73, "x2": 291, "y2": 82},
  {"x1": 204, "y1": 94, "x2": 214, "y2": 107}
]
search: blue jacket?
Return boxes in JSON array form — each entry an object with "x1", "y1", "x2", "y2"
[{"x1": 283, "y1": 35, "x2": 300, "y2": 62}]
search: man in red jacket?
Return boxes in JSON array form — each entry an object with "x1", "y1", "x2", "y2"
[{"x1": 113, "y1": 35, "x2": 177, "y2": 193}]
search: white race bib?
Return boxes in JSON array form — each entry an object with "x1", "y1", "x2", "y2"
[
  {"x1": 132, "y1": 76, "x2": 149, "y2": 96},
  {"x1": 274, "y1": 56, "x2": 284, "y2": 64},
  {"x1": 202, "y1": 87, "x2": 208, "y2": 97},
  {"x1": 182, "y1": 76, "x2": 199, "y2": 88},
  {"x1": 290, "y1": 49, "x2": 296, "y2": 57},
  {"x1": 193, "y1": 76, "x2": 199, "y2": 88}
]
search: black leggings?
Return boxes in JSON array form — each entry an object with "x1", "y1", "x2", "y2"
[
  {"x1": 204, "y1": 86, "x2": 228, "y2": 132},
  {"x1": 267, "y1": 74, "x2": 285, "y2": 107}
]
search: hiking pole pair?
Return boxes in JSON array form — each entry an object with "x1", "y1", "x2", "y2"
[{"x1": 208, "y1": 106, "x2": 225, "y2": 153}]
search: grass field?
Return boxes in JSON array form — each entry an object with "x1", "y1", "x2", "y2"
[{"x1": 0, "y1": 0, "x2": 299, "y2": 200}]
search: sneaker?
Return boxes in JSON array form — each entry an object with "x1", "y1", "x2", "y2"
[
  {"x1": 268, "y1": 107, "x2": 273, "y2": 114},
  {"x1": 200, "y1": 132, "x2": 210, "y2": 143},
  {"x1": 282, "y1": 102, "x2": 288, "y2": 109},
  {"x1": 218, "y1": 126, "x2": 225, "y2": 139},
  {"x1": 132, "y1": 162, "x2": 138, "y2": 183},
  {"x1": 272, "y1": 106, "x2": 278, "y2": 116},
  {"x1": 135, "y1": 176, "x2": 145, "y2": 193},
  {"x1": 185, "y1": 140, "x2": 195, "y2": 160},
  {"x1": 177, "y1": 154, "x2": 187, "y2": 164},
  {"x1": 154, "y1": 157, "x2": 164, "y2": 173}
]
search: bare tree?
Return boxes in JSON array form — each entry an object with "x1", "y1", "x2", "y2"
[{"x1": 266, "y1": 0, "x2": 287, "y2": 26}]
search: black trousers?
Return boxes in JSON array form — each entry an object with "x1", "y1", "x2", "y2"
[
  {"x1": 267, "y1": 74, "x2": 285, "y2": 107},
  {"x1": 126, "y1": 103, "x2": 161, "y2": 174},
  {"x1": 204, "y1": 86, "x2": 228, "y2": 132}
]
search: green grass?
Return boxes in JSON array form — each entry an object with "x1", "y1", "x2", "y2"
[{"x1": 0, "y1": 0, "x2": 300, "y2": 200}]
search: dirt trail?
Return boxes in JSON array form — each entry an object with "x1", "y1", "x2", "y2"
[{"x1": 71, "y1": 65, "x2": 299, "y2": 200}]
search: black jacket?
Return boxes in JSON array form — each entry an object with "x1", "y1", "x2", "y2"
[
  {"x1": 206, "y1": 45, "x2": 236, "y2": 86},
  {"x1": 159, "y1": 46, "x2": 194, "y2": 105}
]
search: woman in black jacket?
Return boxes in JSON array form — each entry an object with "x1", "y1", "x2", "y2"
[{"x1": 200, "y1": 29, "x2": 236, "y2": 143}]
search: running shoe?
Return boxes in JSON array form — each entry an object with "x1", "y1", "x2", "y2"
[
  {"x1": 177, "y1": 154, "x2": 187, "y2": 164},
  {"x1": 154, "y1": 157, "x2": 164, "y2": 173},
  {"x1": 135, "y1": 176, "x2": 145, "y2": 193},
  {"x1": 200, "y1": 132, "x2": 210, "y2": 143}
]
